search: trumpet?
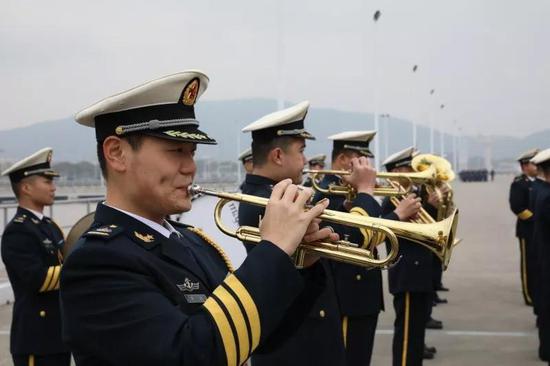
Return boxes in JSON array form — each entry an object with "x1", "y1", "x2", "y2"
[
  {"x1": 303, "y1": 165, "x2": 437, "y2": 200},
  {"x1": 189, "y1": 185, "x2": 459, "y2": 269}
]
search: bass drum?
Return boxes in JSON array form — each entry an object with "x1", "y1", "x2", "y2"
[
  {"x1": 177, "y1": 194, "x2": 247, "y2": 268},
  {"x1": 64, "y1": 212, "x2": 95, "y2": 258}
]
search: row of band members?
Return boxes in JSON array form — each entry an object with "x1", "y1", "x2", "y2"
[
  {"x1": 458, "y1": 169, "x2": 495, "y2": 182},
  {"x1": 508, "y1": 148, "x2": 550, "y2": 363},
  {"x1": 0, "y1": 70, "x2": 544, "y2": 366}
]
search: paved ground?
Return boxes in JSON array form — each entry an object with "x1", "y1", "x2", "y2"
[
  {"x1": 0, "y1": 175, "x2": 544, "y2": 365},
  {"x1": 372, "y1": 175, "x2": 542, "y2": 365}
]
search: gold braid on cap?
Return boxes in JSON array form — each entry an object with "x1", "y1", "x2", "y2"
[{"x1": 114, "y1": 118, "x2": 199, "y2": 135}]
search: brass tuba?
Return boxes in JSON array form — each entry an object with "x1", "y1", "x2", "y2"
[
  {"x1": 411, "y1": 154, "x2": 456, "y2": 221},
  {"x1": 189, "y1": 185, "x2": 459, "y2": 269}
]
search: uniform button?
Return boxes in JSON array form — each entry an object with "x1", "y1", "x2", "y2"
[
  {"x1": 319, "y1": 310, "x2": 326, "y2": 318},
  {"x1": 414, "y1": 261, "x2": 419, "y2": 265},
  {"x1": 39, "y1": 310, "x2": 46, "y2": 318},
  {"x1": 356, "y1": 274, "x2": 362, "y2": 280}
]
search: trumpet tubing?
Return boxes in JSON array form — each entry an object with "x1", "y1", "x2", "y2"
[
  {"x1": 190, "y1": 185, "x2": 459, "y2": 269},
  {"x1": 205, "y1": 190, "x2": 400, "y2": 269},
  {"x1": 303, "y1": 168, "x2": 431, "y2": 199}
]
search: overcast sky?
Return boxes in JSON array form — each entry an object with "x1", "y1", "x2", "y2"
[{"x1": 1, "y1": 0, "x2": 548, "y2": 137}]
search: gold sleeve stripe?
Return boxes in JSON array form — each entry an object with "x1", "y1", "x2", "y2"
[
  {"x1": 224, "y1": 275, "x2": 261, "y2": 350},
  {"x1": 39, "y1": 266, "x2": 55, "y2": 293},
  {"x1": 203, "y1": 296, "x2": 237, "y2": 366},
  {"x1": 517, "y1": 209, "x2": 533, "y2": 220},
  {"x1": 47, "y1": 266, "x2": 61, "y2": 291},
  {"x1": 215, "y1": 286, "x2": 250, "y2": 363}
]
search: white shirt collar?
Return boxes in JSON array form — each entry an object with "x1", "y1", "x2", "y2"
[
  {"x1": 23, "y1": 207, "x2": 44, "y2": 220},
  {"x1": 105, "y1": 203, "x2": 179, "y2": 239},
  {"x1": 528, "y1": 176, "x2": 536, "y2": 181}
]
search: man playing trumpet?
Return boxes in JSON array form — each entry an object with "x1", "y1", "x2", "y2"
[
  {"x1": 239, "y1": 102, "x2": 347, "y2": 366},
  {"x1": 381, "y1": 147, "x2": 442, "y2": 365},
  {"x1": 60, "y1": 71, "x2": 338, "y2": 366},
  {"x1": 311, "y1": 132, "x2": 421, "y2": 366}
]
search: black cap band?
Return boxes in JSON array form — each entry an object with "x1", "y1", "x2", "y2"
[
  {"x1": 8, "y1": 162, "x2": 58, "y2": 183},
  {"x1": 333, "y1": 140, "x2": 373, "y2": 158},
  {"x1": 94, "y1": 103, "x2": 196, "y2": 142},
  {"x1": 385, "y1": 157, "x2": 413, "y2": 171},
  {"x1": 251, "y1": 120, "x2": 315, "y2": 142}
]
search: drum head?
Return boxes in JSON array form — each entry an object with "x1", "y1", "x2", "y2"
[{"x1": 64, "y1": 212, "x2": 95, "y2": 258}]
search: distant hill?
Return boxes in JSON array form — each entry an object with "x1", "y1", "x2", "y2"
[{"x1": 0, "y1": 99, "x2": 547, "y2": 167}]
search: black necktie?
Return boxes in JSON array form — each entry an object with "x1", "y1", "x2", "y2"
[{"x1": 169, "y1": 232, "x2": 200, "y2": 266}]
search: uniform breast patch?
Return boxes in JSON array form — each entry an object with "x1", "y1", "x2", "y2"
[
  {"x1": 177, "y1": 278, "x2": 200, "y2": 292},
  {"x1": 184, "y1": 294, "x2": 207, "y2": 304}
]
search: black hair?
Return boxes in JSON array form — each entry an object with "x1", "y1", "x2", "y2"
[
  {"x1": 251, "y1": 136, "x2": 296, "y2": 167},
  {"x1": 97, "y1": 134, "x2": 144, "y2": 179}
]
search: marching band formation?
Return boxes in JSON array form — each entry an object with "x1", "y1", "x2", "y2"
[{"x1": 0, "y1": 70, "x2": 548, "y2": 366}]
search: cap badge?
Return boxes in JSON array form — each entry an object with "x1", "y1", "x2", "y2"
[
  {"x1": 134, "y1": 231, "x2": 155, "y2": 243},
  {"x1": 182, "y1": 79, "x2": 199, "y2": 106},
  {"x1": 47, "y1": 151, "x2": 53, "y2": 163}
]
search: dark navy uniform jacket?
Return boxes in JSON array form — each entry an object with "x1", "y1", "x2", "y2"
[
  {"x1": 509, "y1": 174, "x2": 537, "y2": 239},
  {"x1": 238, "y1": 174, "x2": 346, "y2": 366},
  {"x1": 60, "y1": 203, "x2": 325, "y2": 366},
  {"x1": 381, "y1": 198, "x2": 433, "y2": 294},
  {"x1": 532, "y1": 182, "x2": 550, "y2": 306},
  {"x1": 1, "y1": 207, "x2": 68, "y2": 356},
  {"x1": 312, "y1": 174, "x2": 384, "y2": 316}
]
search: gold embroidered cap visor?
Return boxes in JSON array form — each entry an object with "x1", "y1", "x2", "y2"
[{"x1": 141, "y1": 125, "x2": 217, "y2": 145}]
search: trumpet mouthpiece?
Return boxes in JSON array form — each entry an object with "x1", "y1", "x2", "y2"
[{"x1": 188, "y1": 184, "x2": 203, "y2": 196}]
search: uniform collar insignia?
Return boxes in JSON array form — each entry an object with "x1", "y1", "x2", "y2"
[
  {"x1": 95, "y1": 226, "x2": 113, "y2": 233},
  {"x1": 31, "y1": 218, "x2": 40, "y2": 224},
  {"x1": 177, "y1": 278, "x2": 200, "y2": 292},
  {"x1": 43, "y1": 238, "x2": 52, "y2": 244},
  {"x1": 134, "y1": 231, "x2": 155, "y2": 243}
]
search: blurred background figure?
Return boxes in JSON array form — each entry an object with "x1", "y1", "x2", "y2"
[
  {"x1": 509, "y1": 148, "x2": 540, "y2": 308},
  {"x1": 303, "y1": 153, "x2": 326, "y2": 187}
]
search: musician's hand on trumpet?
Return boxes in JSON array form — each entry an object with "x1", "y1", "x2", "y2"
[
  {"x1": 260, "y1": 179, "x2": 339, "y2": 266},
  {"x1": 427, "y1": 189, "x2": 442, "y2": 208},
  {"x1": 341, "y1": 157, "x2": 377, "y2": 195},
  {"x1": 394, "y1": 194, "x2": 422, "y2": 221}
]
